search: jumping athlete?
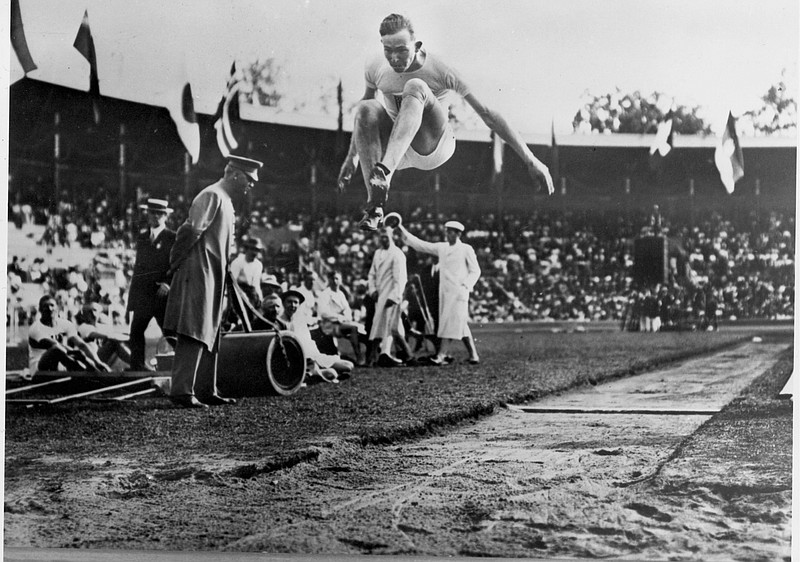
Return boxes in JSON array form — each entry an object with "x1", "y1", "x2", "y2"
[{"x1": 338, "y1": 13, "x2": 555, "y2": 231}]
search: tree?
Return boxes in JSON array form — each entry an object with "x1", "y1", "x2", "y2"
[
  {"x1": 242, "y1": 58, "x2": 285, "y2": 107},
  {"x1": 741, "y1": 71, "x2": 797, "y2": 136},
  {"x1": 572, "y1": 89, "x2": 710, "y2": 135}
]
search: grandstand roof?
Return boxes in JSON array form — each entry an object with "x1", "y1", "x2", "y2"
[{"x1": 241, "y1": 101, "x2": 796, "y2": 148}]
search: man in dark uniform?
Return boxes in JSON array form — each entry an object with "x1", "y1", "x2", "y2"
[{"x1": 126, "y1": 198, "x2": 176, "y2": 371}]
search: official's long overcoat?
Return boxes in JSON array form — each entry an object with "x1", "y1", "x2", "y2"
[{"x1": 163, "y1": 181, "x2": 234, "y2": 351}]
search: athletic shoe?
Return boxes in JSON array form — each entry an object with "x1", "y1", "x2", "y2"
[
  {"x1": 358, "y1": 206, "x2": 384, "y2": 232},
  {"x1": 377, "y1": 353, "x2": 403, "y2": 368}
]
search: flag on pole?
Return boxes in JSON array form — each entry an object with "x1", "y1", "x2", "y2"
[
  {"x1": 11, "y1": 0, "x2": 37, "y2": 75},
  {"x1": 73, "y1": 10, "x2": 101, "y2": 123},
  {"x1": 214, "y1": 62, "x2": 242, "y2": 157},
  {"x1": 649, "y1": 110, "x2": 674, "y2": 170},
  {"x1": 714, "y1": 112, "x2": 745, "y2": 194},
  {"x1": 164, "y1": 62, "x2": 201, "y2": 165}
]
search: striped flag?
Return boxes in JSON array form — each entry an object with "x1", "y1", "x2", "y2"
[
  {"x1": 73, "y1": 10, "x2": 101, "y2": 123},
  {"x1": 649, "y1": 110, "x2": 674, "y2": 170},
  {"x1": 714, "y1": 112, "x2": 745, "y2": 194},
  {"x1": 11, "y1": 0, "x2": 37, "y2": 75},
  {"x1": 214, "y1": 62, "x2": 242, "y2": 157}
]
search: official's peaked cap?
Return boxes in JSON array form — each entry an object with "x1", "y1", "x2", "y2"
[
  {"x1": 444, "y1": 220, "x2": 465, "y2": 232},
  {"x1": 227, "y1": 155, "x2": 264, "y2": 182}
]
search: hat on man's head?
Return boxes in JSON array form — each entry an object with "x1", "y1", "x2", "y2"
[
  {"x1": 139, "y1": 198, "x2": 173, "y2": 214},
  {"x1": 444, "y1": 220, "x2": 465, "y2": 232},
  {"x1": 261, "y1": 274, "x2": 282, "y2": 290},
  {"x1": 281, "y1": 289, "x2": 305, "y2": 304},
  {"x1": 227, "y1": 155, "x2": 264, "y2": 182},
  {"x1": 242, "y1": 237, "x2": 265, "y2": 252}
]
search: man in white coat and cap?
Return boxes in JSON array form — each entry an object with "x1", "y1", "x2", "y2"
[
  {"x1": 164, "y1": 155, "x2": 263, "y2": 408},
  {"x1": 397, "y1": 219, "x2": 481, "y2": 365},
  {"x1": 368, "y1": 225, "x2": 412, "y2": 366}
]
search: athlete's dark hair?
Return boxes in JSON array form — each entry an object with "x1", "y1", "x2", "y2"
[{"x1": 379, "y1": 13, "x2": 414, "y2": 37}]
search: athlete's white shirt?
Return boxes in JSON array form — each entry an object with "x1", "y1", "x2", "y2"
[
  {"x1": 28, "y1": 317, "x2": 77, "y2": 372},
  {"x1": 365, "y1": 49, "x2": 471, "y2": 120}
]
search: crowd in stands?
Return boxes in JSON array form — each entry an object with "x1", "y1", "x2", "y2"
[{"x1": 6, "y1": 185, "x2": 795, "y2": 346}]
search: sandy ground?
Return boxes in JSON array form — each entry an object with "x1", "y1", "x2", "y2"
[{"x1": 4, "y1": 341, "x2": 792, "y2": 560}]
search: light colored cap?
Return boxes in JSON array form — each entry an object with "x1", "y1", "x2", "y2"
[{"x1": 444, "y1": 220, "x2": 465, "y2": 232}]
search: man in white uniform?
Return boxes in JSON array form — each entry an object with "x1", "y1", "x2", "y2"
[
  {"x1": 338, "y1": 13, "x2": 554, "y2": 231},
  {"x1": 368, "y1": 226, "x2": 411, "y2": 366},
  {"x1": 397, "y1": 219, "x2": 481, "y2": 365}
]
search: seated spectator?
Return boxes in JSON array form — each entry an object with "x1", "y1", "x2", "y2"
[
  {"x1": 28, "y1": 295, "x2": 112, "y2": 374},
  {"x1": 317, "y1": 270, "x2": 367, "y2": 365},
  {"x1": 260, "y1": 274, "x2": 284, "y2": 300},
  {"x1": 291, "y1": 269, "x2": 321, "y2": 327},
  {"x1": 251, "y1": 294, "x2": 288, "y2": 331},
  {"x1": 280, "y1": 289, "x2": 353, "y2": 383}
]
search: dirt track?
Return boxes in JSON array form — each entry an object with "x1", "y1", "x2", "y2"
[{"x1": 3, "y1": 341, "x2": 792, "y2": 560}]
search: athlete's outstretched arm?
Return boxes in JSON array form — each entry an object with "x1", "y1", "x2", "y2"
[
  {"x1": 337, "y1": 86, "x2": 378, "y2": 192},
  {"x1": 464, "y1": 93, "x2": 554, "y2": 195}
]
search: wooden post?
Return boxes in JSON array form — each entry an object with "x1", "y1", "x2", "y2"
[
  {"x1": 119, "y1": 123, "x2": 126, "y2": 215},
  {"x1": 183, "y1": 152, "x2": 192, "y2": 198},
  {"x1": 310, "y1": 162, "x2": 318, "y2": 218},
  {"x1": 434, "y1": 172, "x2": 441, "y2": 217},
  {"x1": 53, "y1": 112, "x2": 60, "y2": 212}
]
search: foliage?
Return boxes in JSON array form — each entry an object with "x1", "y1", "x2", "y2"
[
  {"x1": 740, "y1": 71, "x2": 797, "y2": 135},
  {"x1": 241, "y1": 58, "x2": 285, "y2": 107},
  {"x1": 572, "y1": 89, "x2": 711, "y2": 135}
]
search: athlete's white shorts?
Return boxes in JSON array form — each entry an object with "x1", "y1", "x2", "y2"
[{"x1": 397, "y1": 125, "x2": 456, "y2": 171}]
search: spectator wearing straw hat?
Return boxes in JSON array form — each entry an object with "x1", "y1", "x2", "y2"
[
  {"x1": 397, "y1": 219, "x2": 481, "y2": 365},
  {"x1": 230, "y1": 237, "x2": 265, "y2": 308},
  {"x1": 126, "y1": 198, "x2": 176, "y2": 371}
]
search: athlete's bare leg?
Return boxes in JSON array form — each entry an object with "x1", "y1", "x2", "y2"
[{"x1": 380, "y1": 78, "x2": 449, "y2": 173}]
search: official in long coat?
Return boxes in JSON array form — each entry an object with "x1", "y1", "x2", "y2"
[
  {"x1": 163, "y1": 155, "x2": 263, "y2": 408},
  {"x1": 398, "y1": 220, "x2": 481, "y2": 364},
  {"x1": 126, "y1": 198, "x2": 176, "y2": 371},
  {"x1": 368, "y1": 226, "x2": 410, "y2": 365}
]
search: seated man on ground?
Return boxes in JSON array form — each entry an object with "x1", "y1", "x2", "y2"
[
  {"x1": 251, "y1": 293, "x2": 288, "y2": 331},
  {"x1": 28, "y1": 294, "x2": 112, "y2": 374},
  {"x1": 280, "y1": 289, "x2": 353, "y2": 383},
  {"x1": 317, "y1": 270, "x2": 367, "y2": 365},
  {"x1": 75, "y1": 302, "x2": 132, "y2": 370}
]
